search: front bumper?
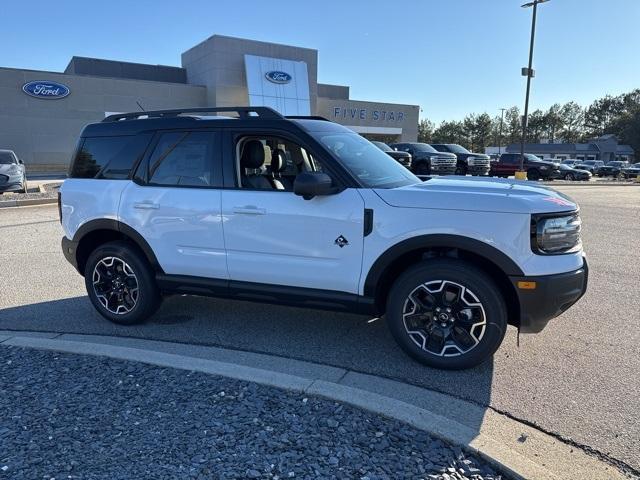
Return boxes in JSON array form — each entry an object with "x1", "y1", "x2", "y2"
[
  {"x1": 509, "y1": 255, "x2": 588, "y2": 333},
  {"x1": 432, "y1": 165, "x2": 457, "y2": 175},
  {"x1": 61, "y1": 236, "x2": 80, "y2": 273},
  {"x1": 467, "y1": 164, "x2": 490, "y2": 175}
]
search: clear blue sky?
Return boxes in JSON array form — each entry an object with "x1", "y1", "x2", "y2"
[{"x1": 2, "y1": 0, "x2": 638, "y2": 123}]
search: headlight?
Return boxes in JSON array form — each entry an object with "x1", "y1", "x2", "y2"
[
  {"x1": 539, "y1": 166, "x2": 548, "y2": 170},
  {"x1": 531, "y1": 212, "x2": 582, "y2": 254}
]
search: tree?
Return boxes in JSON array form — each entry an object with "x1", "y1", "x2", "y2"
[
  {"x1": 464, "y1": 113, "x2": 492, "y2": 150},
  {"x1": 433, "y1": 120, "x2": 467, "y2": 147},
  {"x1": 417, "y1": 119, "x2": 434, "y2": 143},
  {"x1": 526, "y1": 109, "x2": 547, "y2": 143},
  {"x1": 584, "y1": 95, "x2": 624, "y2": 137},
  {"x1": 504, "y1": 107, "x2": 522, "y2": 146},
  {"x1": 544, "y1": 104, "x2": 564, "y2": 142},
  {"x1": 559, "y1": 102, "x2": 584, "y2": 143}
]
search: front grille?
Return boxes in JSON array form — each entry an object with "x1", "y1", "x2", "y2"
[
  {"x1": 469, "y1": 157, "x2": 490, "y2": 167},
  {"x1": 433, "y1": 156, "x2": 456, "y2": 166},
  {"x1": 0, "y1": 174, "x2": 8, "y2": 185}
]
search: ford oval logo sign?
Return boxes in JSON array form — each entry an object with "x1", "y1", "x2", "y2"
[
  {"x1": 265, "y1": 71, "x2": 292, "y2": 84},
  {"x1": 22, "y1": 80, "x2": 70, "y2": 99}
]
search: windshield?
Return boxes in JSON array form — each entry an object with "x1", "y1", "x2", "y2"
[
  {"x1": 371, "y1": 141, "x2": 392, "y2": 152},
  {"x1": 312, "y1": 132, "x2": 420, "y2": 188},
  {"x1": 444, "y1": 144, "x2": 471, "y2": 154},
  {"x1": 412, "y1": 143, "x2": 438, "y2": 153},
  {"x1": 559, "y1": 164, "x2": 571, "y2": 170},
  {"x1": 0, "y1": 152, "x2": 16, "y2": 164},
  {"x1": 525, "y1": 154, "x2": 543, "y2": 161}
]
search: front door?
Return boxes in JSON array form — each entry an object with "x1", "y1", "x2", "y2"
[
  {"x1": 220, "y1": 133, "x2": 365, "y2": 294},
  {"x1": 119, "y1": 130, "x2": 228, "y2": 280}
]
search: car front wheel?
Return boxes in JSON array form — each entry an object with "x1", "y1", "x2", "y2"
[
  {"x1": 565, "y1": 173, "x2": 575, "y2": 181},
  {"x1": 386, "y1": 259, "x2": 508, "y2": 370},
  {"x1": 84, "y1": 241, "x2": 161, "y2": 325},
  {"x1": 527, "y1": 169, "x2": 541, "y2": 181}
]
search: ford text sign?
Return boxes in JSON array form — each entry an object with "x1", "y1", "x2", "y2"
[
  {"x1": 265, "y1": 71, "x2": 292, "y2": 84},
  {"x1": 22, "y1": 81, "x2": 70, "y2": 99}
]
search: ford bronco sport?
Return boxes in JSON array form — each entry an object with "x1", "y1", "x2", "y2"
[{"x1": 60, "y1": 107, "x2": 588, "y2": 370}]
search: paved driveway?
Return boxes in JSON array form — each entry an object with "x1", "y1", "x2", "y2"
[{"x1": 0, "y1": 185, "x2": 638, "y2": 473}]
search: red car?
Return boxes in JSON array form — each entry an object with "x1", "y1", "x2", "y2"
[{"x1": 491, "y1": 153, "x2": 561, "y2": 180}]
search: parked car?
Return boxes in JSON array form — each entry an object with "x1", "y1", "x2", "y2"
[
  {"x1": 597, "y1": 161, "x2": 630, "y2": 178},
  {"x1": 60, "y1": 106, "x2": 588, "y2": 370},
  {"x1": 490, "y1": 153, "x2": 561, "y2": 181},
  {"x1": 558, "y1": 163, "x2": 591, "y2": 181},
  {"x1": 0, "y1": 149, "x2": 27, "y2": 194},
  {"x1": 574, "y1": 160, "x2": 604, "y2": 174},
  {"x1": 429, "y1": 144, "x2": 491, "y2": 176},
  {"x1": 388, "y1": 142, "x2": 457, "y2": 176},
  {"x1": 622, "y1": 163, "x2": 640, "y2": 179},
  {"x1": 561, "y1": 159, "x2": 581, "y2": 167},
  {"x1": 371, "y1": 141, "x2": 412, "y2": 169}
]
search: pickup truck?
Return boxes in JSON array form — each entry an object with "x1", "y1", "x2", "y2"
[{"x1": 491, "y1": 153, "x2": 561, "y2": 181}]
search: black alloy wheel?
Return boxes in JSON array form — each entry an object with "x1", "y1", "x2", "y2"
[{"x1": 386, "y1": 259, "x2": 508, "y2": 370}]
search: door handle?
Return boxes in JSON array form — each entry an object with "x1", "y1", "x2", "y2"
[
  {"x1": 133, "y1": 202, "x2": 160, "y2": 210},
  {"x1": 233, "y1": 206, "x2": 266, "y2": 215}
]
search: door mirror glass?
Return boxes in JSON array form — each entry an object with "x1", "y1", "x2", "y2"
[
  {"x1": 293, "y1": 172, "x2": 335, "y2": 200},
  {"x1": 18, "y1": 159, "x2": 23, "y2": 164}
]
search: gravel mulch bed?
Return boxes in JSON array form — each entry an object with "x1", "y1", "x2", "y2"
[
  {"x1": 0, "y1": 346, "x2": 504, "y2": 480},
  {"x1": 0, "y1": 182, "x2": 61, "y2": 203}
]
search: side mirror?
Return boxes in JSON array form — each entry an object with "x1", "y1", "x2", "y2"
[
  {"x1": 18, "y1": 159, "x2": 23, "y2": 165},
  {"x1": 293, "y1": 172, "x2": 335, "y2": 200}
]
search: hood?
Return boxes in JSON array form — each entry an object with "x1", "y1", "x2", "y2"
[
  {"x1": 374, "y1": 176, "x2": 578, "y2": 214},
  {"x1": 414, "y1": 151, "x2": 456, "y2": 159},
  {"x1": 0, "y1": 164, "x2": 19, "y2": 174}
]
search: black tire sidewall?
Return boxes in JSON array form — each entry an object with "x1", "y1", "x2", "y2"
[
  {"x1": 386, "y1": 259, "x2": 508, "y2": 370},
  {"x1": 84, "y1": 241, "x2": 160, "y2": 325},
  {"x1": 527, "y1": 169, "x2": 540, "y2": 181}
]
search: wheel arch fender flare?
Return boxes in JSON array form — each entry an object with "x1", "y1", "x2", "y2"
[
  {"x1": 72, "y1": 218, "x2": 164, "y2": 274},
  {"x1": 363, "y1": 234, "x2": 525, "y2": 299}
]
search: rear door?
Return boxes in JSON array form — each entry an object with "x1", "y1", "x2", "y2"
[
  {"x1": 219, "y1": 129, "x2": 365, "y2": 294},
  {"x1": 119, "y1": 129, "x2": 228, "y2": 280}
]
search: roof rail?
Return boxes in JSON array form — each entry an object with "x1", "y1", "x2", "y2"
[
  {"x1": 285, "y1": 115, "x2": 330, "y2": 121},
  {"x1": 102, "y1": 106, "x2": 283, "y2": 122}
]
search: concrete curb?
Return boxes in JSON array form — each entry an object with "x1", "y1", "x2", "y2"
[
  {"x1": 0, "y1": 332, "x2": 627, "y2": 480},
  {"x1": 0, "y1": 197, "x2": 57, "y2": 208}
]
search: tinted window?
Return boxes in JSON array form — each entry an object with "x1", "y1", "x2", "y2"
[
  {"x1": 310, "y1": 131, "x2": 420, "y2": 188},
  {"x1": 501, "y1": 154, "x2": 517, "y2": 164},
  {"x1": 442, "y1": 144, "x2": 470, "y2": 154},
  {"x1": 70, "y1": 135, "x2": 151, "y2": 179},
  {"x1": 411, "y1": 143, "x2": 438, "y2": 153},
  {"x1": 0, "y1": 152, "x2": 16, "y2": 164},
  {"x1": 148, "y1": 132, "x2": 215, "y2": 187}
]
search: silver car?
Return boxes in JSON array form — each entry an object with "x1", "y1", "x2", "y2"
[{"x1": 0, "y1": 150, "x2": 27, "y2": 194}]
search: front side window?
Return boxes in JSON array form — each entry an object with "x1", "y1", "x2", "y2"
[
  {"x1": 148, "y1": 132, "x2": 216, "y2": 187},
  {"x1": 311, "y1": 132, "x2": 420, "y2": 188},
  {"x1": 70, "y1": 135, "x2": 151, "y2": 179}
]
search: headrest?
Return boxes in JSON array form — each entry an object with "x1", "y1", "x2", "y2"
[
  {"x1": 241, "y1": 140, "x2": 270, "y2": 169},
  {"x1": 271, "y1": 148, "x2": 287, "y2": 173}
]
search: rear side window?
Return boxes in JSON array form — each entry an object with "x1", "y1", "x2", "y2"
[
  {"x1": 70, "y1": 135, "x2": 151, "y2": 179},
  {"x1": 147, "y1": 131, "x2": 216, "y2": 187}
]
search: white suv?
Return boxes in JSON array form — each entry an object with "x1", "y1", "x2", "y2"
[{"x1": 60, "y1": 107, "x2": 588, "y2": 370}]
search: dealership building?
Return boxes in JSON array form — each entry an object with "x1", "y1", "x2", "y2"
[{"x1": 0, "y1": 34, "x2": 419, "y2": 173}]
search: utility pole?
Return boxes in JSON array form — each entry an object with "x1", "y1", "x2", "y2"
[
  {"x1": 518, "y1": 0, "x2": 550, "y2": 177},
  {"x1": 498, "y1": 108, "x2": 507, "y2": 156}
]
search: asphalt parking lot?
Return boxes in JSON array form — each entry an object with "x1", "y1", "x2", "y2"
[{"x1": 0, "y1": 185, "x2": 638, "y2": 474}]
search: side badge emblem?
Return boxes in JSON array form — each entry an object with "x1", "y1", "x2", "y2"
[{"x1": 335, "y1": 235, "x2": 349, "y2": 248}]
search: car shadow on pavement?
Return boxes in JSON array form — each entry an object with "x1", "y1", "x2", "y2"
[{"x1": 0, "y1": 294, "x2": 495, "y2": 446}]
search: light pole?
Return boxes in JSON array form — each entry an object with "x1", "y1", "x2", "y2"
[
  {"x1": 498, "y1": 108, "x2": 507, "y2": 156},
  {"x1": 518, "y1": 0, "x2": 550, "y2": 177}
]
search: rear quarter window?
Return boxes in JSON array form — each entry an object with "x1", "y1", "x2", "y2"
[{"x1": 69, "y1": 134, "x2": 152, "y2": 179}]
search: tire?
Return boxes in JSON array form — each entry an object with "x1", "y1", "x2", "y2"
[
  {"x1": 564, "y1": 173, "x2": 575, "y2": 181},
  {"x1": 455, "y1": 165, "x2": 467, "y2": 176},
  {"x1": 413, "y1": 162, "x2": 430, "y2": 176},
  {"x1": 527, "y1": 169, "x2": 540, "y2": 181},
  {"x1": 84, "y1": 240, "x2": 161, "y2": 325},
  {"x1": 386, "y1": 259, "x2": 508, "y2": 370}
]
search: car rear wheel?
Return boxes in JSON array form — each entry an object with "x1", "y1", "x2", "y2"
[
  {"x1": 527, "y1": 169, "x2": 541, "y2": 181},
  {"x1": 84, "y1": 241, "x2": 161, "y2": 325},
  {"x1": 386, "y1": 259, "x2": 508, "y2": 370}
]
